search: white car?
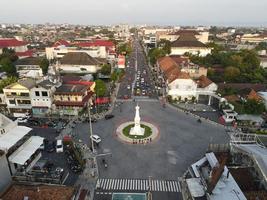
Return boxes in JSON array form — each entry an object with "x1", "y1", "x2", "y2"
[
  {"x1": 56, "y1": 140, "x2": 63, "y2": 153},
  {"x1": 90, "y1": 135, "x2": 101, "y2": 144},
  {"x1": 127, "y1": 85, "x2": 131, "y2": 90},
  {"x1": 17, "y1": 117, "x2": 28, "y2": 123}
]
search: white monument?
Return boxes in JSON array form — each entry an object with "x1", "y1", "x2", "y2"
[{"x1": 130, "y1": 104, "x2": 145, "y2": 136}]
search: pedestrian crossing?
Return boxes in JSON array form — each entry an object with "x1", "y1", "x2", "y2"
[{"x1": 96, "y1": 178, "x2": 181, "y2": 193}]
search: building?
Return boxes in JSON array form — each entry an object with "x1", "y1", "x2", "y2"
[
  {"x1": 30, "y1": 79, "x2": 58, "y2": 116},
  {"x1": 157, "y1": 56, "x2": 216, "y2": 101},
  {"x1": 0, "y1": 184, "x2": 76, "y2": 200},
  {"x1": 3, "y1": 78, "x2": 36, "y2": 117},
  {"x1": 15, "y1": 57, "x2": 43, "y2": 79},
  {"x1": 0, "y1": 150, "x2": 12, "y2": 193},
  {"x1": 46, "y1": 45, "x2": 108, "y2": 60},
  {"x1": 183, "y1": 152, "x2": 247, "y2": 200},
  {"x1": 0, "y1": 38, "x2": 28, "y2": 55},
  {"x1": 240, "y1": 33, "x2": 267, "y2": 44},
  {"x1": 159, "y1": 30, "x2": 209, "y2": 44},
  {"x1": 170, "y1": 33, "x2": 211, "y2": 57},
  {"x1": 117, "y1": 55, "x2": 126, "y2": 69},
  {"x1": 57, "y1": 52, "x2": 102, "y2": 74},
  {"x1": 0, "y1": 114, "x2": 43, "y2": 175},
  {"x1": 53, "y1": 82, "x2": 95, "y2": 115}
]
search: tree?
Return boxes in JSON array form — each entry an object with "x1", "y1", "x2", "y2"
[
  {"x1": 0, "y1": 57, "x2": 16, "y2": 75},
  {"x1": 117, "y1": 43, "x2": 132, "y2": 55},
  {"x1": 148, "y1": 48, "x2": 167, "y2": 65},
  {"x1": 157, "y1": 39, "x2": 171, "y2": 54},
  {"x1": 101, "y1": 64, "x2": 111, "y2": 75},
  {"x1": 244, "y1": 99, "x2": 266, "y2": 114},
  {"x1": 39, "y1": 58, "x2": 49, "y2": 75},
  {"x1": 224, "y1": 66, "x2": 240, "y2": 82},
  {"x1": 110, "y1": 71, "x2": 118, "y2": 82},
  {"x1": 95, "y1": 79, "x2": 107, "y2": 97},
  {"x1": 0, "y1": 76, "x2": 18, "y2": 92}
]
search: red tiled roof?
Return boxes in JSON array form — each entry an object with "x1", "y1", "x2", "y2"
[
  {"x1": 197, "y1": 75, "x2": 213, "y2": 88},
  {"x1": 247, "y1": 89, "x2": 263, "y2": 101},
  {"x1": 65, "y1": 80, "x2": 94, "y2": 87},
  {"x1": 0, "y1": 38, "x2": 28, "y2": 48},
  {"x1": 158, "y1": 56, "x2": 179, "y2": 73},
  {"x1": 15, "y1": 50, "x2": 33, "y2": 58},
  {"x1": 52, "y1": 39, "x2": 70, "y2": 47},
  {"x1": 75, "y1": 40, "x2": 114, "y2": 48}
]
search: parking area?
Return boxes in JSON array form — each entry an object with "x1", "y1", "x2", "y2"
[{"x1": 27, "y1": 127, "x2": 80, "y2": 186}]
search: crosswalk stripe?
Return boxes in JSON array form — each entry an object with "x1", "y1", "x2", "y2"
[
  {"x1": 96, "y1": 179, "x2": 181, "y2": 192},
  {"x1": 101, "y1": 179, "x2": 105, "y2": 189},
  {"x1": 170, "y1": 181, "x2": 173, "y2": 192},
  {"x1": 103, "y1": 179, "x2": 107, "y2": 190},
  {"x1": 178, "y1": 181, "x2": 181, "y2": 192},
  {"x1": 159, "y1": 181, "x2": 163, "y2": 191}
]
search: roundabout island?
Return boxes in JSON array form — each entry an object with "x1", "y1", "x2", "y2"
[{"x1": 116, "y1": 104, "x2": 159, "y2": 144}]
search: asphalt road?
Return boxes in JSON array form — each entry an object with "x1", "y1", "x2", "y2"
[
  {"x1": 75, "y1": 100, "x2": 229, "y2": 180},
  {"x1": 117, "y1": 38, "x2": 157, "y2": 99}
]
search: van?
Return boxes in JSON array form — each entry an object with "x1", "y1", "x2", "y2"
[{"x1": 56, "y1": 140, "x2": 63, "y2": 153}]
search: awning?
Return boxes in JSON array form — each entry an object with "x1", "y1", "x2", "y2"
[
  {"x1": 8, "y1": 136, "x2": 44, "y2": 165},
  {"x1": 95, "y1": 97, "x2": 110, "y2": 104},
  {"x1": 0, "y1": 126, "x2": 32, "y2": 152}
]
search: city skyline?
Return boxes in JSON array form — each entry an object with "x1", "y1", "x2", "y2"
[{"x1": 1, "y1": 0, "x2": 267, "y2": 26}]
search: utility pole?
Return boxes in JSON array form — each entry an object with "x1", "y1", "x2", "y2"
[{"x1": 87, "y1": 102, "x2": 95, "y2": 153}]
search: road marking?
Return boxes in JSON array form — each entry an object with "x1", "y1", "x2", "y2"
[{"x1": 96, "y1": 178, "x2": 181, "y2": 192}]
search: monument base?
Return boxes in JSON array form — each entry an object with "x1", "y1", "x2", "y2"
[{"x1": 129, "y1": 126, "x2": 145, "y2": 136}]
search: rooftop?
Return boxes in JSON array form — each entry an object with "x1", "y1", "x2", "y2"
[
  {"x1": 188, "y1": 152, "x2": 246, "y2": 200},
  {"x1": 60, "y1": 52, "x2": 99, "y2": 66},
  {"x1": 171, "y1": 34, "x2": 207, "y2": 48},
  {"x1": 1, "y1": 184, "x2": 75, "y2": 200},
  {"x1": 55, "y1": 84, "x2": 88, "y2": 94},
  {"x1": 0, "y1": 38, "x2": 27, "y2": 48},
  {"x1": 15, "y1": 57, "x2": 41, "y2": 66}
]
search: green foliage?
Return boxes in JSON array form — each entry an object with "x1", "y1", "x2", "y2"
[
  {"x1": 0, "y1": 57, "x2": 16, "y2": 75},
  {"x1": 100, "y1": 64, "x2": 111, "y2": 75},
  {"x1": 0, "y1": 76, "x2": 18, "y2": 92},
  {"x1": 148, "y1": 48, "x2": 167, "y2": 65},
  {"x1": 224, "y1": 66, "x2": 240, "y2": 82},
  {"x1": 39, "y1": 58, "x2": 49, "y2": 75},
  {"x1": 122, "y1": 124, "x2": 152, "y2": 139},
  {"x1": 95, "y1": 79, "x2": 107, "y2": 97},
  {"x1": 243, "y1": 99, "x2": 266, "y2": 114},
  {"x1": 110, "y1": 71, "x2": 118, "y2": 82},
  {"x1": 189, "y1": 46, "x2": 264, "y2": 83},
  {"x1": 157, "y1": 39, "x2": 171, "y2": 54},
  {"x1": 255, "y1": 42, "x2": 267, "y2": 51},
  {"x1": 117, "y1": 42, "x2": 132, "y2": 56}
]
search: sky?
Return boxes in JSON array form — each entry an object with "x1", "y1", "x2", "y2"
[{"x1": 1, "y1": 0, "x2": 267, "y2": 26}]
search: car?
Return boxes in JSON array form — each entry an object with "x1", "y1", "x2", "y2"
[
  {"x1": 46, "y1": 141, "x2": 55, "y2": 153},
  {"x1": 17, "y1": 117, "x2": 28, "y2": 123},
  {"x1": 105, "y1": 114, "x2": 114, "y2": 120},
  {"x1": 56, "y1": 140, "x2": 63, "y2": 153},
  {"x1": 90, "y1": 134, "x2": 101, "y2": 144},
  {"x1": 127, "y1": 85, "x2": 131, "y2": 90},
  {"x1": 123, "y1": 95, "x2": 129, "y2": 99}
]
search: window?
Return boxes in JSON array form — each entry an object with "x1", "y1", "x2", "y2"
[
  {"x1": 68, "y1": 97, "x2": 71, "y2": 101},
  {"x1": 60, "y1": 96, "x2": 63, "y2": 101},
  {"x1": 75, "y1": 97, "x2": 78, "y2": 101},
  {"x1": 9, "y1": 100, "x2": 15, "y2": 104},
  {"x1": 35, "y1": 91, "x2": 40, "y2": 96},
  {"x1": 42, "y1": 91, "x2": 48, "y2": 96},
  {"x1": 11, "y1": 92, "x2": 16, "y2": 96}
]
